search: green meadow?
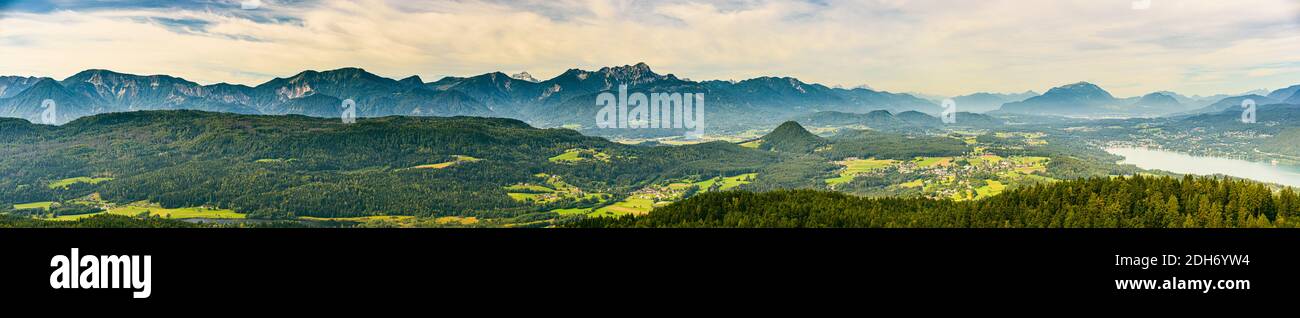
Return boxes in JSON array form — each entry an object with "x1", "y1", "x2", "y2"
[
  {"x1": 13, "y1": 201, "x2": 54, "y2": 211},
  {"x1": 548, "y1": 149, "x2": 611, "y2": 163},
  {"x1": 414, "y1": 155, "x2": 481, "y2": 169},
  {"x1": 47, "y1": 177, "x2": 114, "y2": 189}
]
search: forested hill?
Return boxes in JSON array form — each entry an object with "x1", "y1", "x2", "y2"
[
  {"x1": 571, "y1": 175, "x2": 1299, "y2": 228},
  {"x1": 756, "y1": 121, "x2": 825, "y2": 153},
  {"x1": 0, "y1": 110, "x2": 778, "y2": 219}
]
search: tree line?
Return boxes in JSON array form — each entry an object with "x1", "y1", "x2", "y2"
[{"x1": 571, "y1": 175, "x2": 1299, "y2": 228}]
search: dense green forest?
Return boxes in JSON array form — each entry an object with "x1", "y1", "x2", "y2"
[
  {"x1": 0, "y1": 214, "x2": 200, "y2": 228},
  {"x1": 0, "y1": 111, "x2": 777, "y2": 219},
  {"x1": 571, "y1": 175, "x2": 1297, "y2": 228}
]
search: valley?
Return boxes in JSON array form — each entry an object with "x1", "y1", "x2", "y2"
[
  {"x1": 2, "y1": 106, "x2": 1296, "y2": 228},
  {"x1": 0, "y1": 106, "x2": 1161, "y2": 227},
  {"x1": 2, "y1": 66, "x2": 1298, "y2": 229}
]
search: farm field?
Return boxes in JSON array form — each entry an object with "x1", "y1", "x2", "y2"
[
  {"x1": 43, "y1": 201, "x2": 246, "y2": 221},
  {"x1": 299, "y1": 215, "x2": 479, "y2": 227},
  {"x1": 504, "y1": 174, "x2": 609, "y2": 205},
  {"x1": 590, "y1": 197, "x2": 655, "y2": 218},
  {"x1": 913, "y1": 157, "x2": 954, "y2": 168},
  {"x1": 13, "y1": 201, "x2": 54, "y2": 211},
  {"x1": 548, "y1": 149, "x2": 612, "y2": 163},
  {"x1": 255, "y1": 158, "x2": 296, "y2": 163},
  {"x1": 974, "y1": 180, "x2": 1007, "y2": 199},
  {"x1": 47, "y1": 177, "x2": 113, "y2": 189},
  {"x1": 551, "y1": 208, "x2": 593, "y2": 216},
  {"x1": 692, "y1": 173, "x2": 758, "y2": 191},
  {"x1": 107, "y1": 204, "x2": 246, "y2": 219},
  {"x1": 414, "y1": 155, "x2": 481, "y2": 169}
]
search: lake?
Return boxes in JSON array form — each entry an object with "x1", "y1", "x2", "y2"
[{"x1": 1105, "y1": 147, "x2": 1300, "y2": 188}]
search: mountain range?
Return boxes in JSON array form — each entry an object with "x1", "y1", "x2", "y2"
[
  {"x1": 992, "y1": 82, "x2": 1298, "y2": 118},
  {"x1": 0, "y1": 63, "x2": 938, "y2": 132},
  {"x1": 949, "y1": 91, "x2": 1040, "y2": 113},
  {"x1": 2, "y1": 64, "x2": 1295, "y2": 129}
]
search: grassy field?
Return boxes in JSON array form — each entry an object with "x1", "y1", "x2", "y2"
[
  {"x1": 506, "y1": 192, "x2": 605, "y2": 203},
  {"x1": 13, "y1": 201, "x2": 54, "y2": 210},
  {"x1": 299, "y1": 215, "x2": 478, "y2": 227},
  {"x1": 255, "y1": 158, "x2": 296, "y2": 163},
  {"x1": 549, "y1": 149, "x2": 586, "y2": 162},
  {"x1": 551, "y1": 208, "x2": 593, "y2": 216},
  {"x1": 663, "y1": 173, "x2": 758, "y2": 193},
  {"x1": 590, "y1": 197, "x2": 655, "y2": 218},
  {"x1": 548, "y1": 149, "x2": 611, "y2": 163},
  {"x1": 967, "y1": 155, "x2": 1005, "y2": 166},
  {"x1": 414, "y1": 155, "x2": 481, "y2": 169},
  {"x1": 47, "y1": 177, "x2": 113, "y2": 189},
  {"x1": 718, "y1": 173, "x2": 757, "y2": 190},
  {"x1": 974, "y1": 180, "x2": 1007, "y2": 199},
  {"x1": 504, "y1": 174, "x2": 608, "y2": 205},
  {"x1": 434, "y1": 216, "x2": 479, "y2": 225},
  {"x1": 913, "y1": 157, "x2": 954, "y2": 168},
  {"x1": 40, "y1": 201, "x2": 246, "y2": 221},
  {"x1": 1011, "y1": 156, "x2": 1050, "y2": 173},
  {"x1": 694, "y1": 173, "x2": 758, "y2": 190},
  {"x1": 503, "y1": 184, "x2": 554, "y2": 193},
  {"x1": 826, "y1": 159, "x2": 898, "y2": 186},
  {"x1": 107, "y1": 204, "x2": 246, "y2": 219},
  {"x1": 49, "y1": 212, "x2": 107, "y2": 221},
  {"x1": 300, "y1": 215, "x2": 417, "y2": 222}
]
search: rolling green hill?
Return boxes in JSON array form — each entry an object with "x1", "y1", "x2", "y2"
[
  {"x1": 0, "y1": 110, "x2": 778, "y2": 219},
  {"x1": 756, "y1": 121, "x2": 826, "y2": 153}
]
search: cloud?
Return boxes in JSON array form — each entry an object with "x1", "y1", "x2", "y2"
[{"x1": 0, "y1": 0, "x2": 1297, "y2": 96}]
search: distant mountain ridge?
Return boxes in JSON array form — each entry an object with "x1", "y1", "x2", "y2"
[
  {"x1": 1267, "y1": 84, "x2": 1300, "y2": 101},
  {"x1": 993, "y1": 82, "x2": 1297, "y2": 117},
  {"x1": 0, "y1": 64, "x2": 937, "y2": 130},
  {"x1": 950, "y1": 91, "x2": 1039, "y2": 113},
  {"x1": 994, "y1": 82, "x2": 1121, "y2": 117},
  {"x1": 3, "y1": 65, "x2": 1295, "y2": 127},
  {"x1": 0, "y1": 76, "x2": 46, "y2": 99}
]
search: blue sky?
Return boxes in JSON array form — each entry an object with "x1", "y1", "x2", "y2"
[{"x1": 1, "y1": 0, "x2": 1298, "y2": 97}]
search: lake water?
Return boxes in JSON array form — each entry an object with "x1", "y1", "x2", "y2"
[{"x1": 1105, "y1": 147, "x2": 1300, "y2": 188}]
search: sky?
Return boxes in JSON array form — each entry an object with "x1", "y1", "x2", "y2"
[{"x1": 0, "y1": 0, "x2": 1298, "y2": 97}]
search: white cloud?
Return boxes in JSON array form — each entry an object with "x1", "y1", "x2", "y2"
[{"x1": 0, "y1": 0, "x2": 1297, "y2": 96}]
